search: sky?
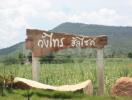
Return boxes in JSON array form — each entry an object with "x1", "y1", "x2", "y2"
[{"x1": 0, "y1": 0, "x2": 132, "y2": 49}]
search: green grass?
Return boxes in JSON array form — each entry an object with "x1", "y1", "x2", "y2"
[
  {"x1": 0, "y1": 89, "x2": 132, "y2": 100},
  {"x1": 0, "y1": 58, "x2": 132, "y2": 99}
]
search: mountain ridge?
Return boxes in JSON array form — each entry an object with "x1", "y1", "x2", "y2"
[{"x1": 0, "y1": 22, "x2": 132, "y2": 58}]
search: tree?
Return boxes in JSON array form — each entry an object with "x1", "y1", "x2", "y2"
[
  {"x1": 27, "y1": 52, "x2": 32, "y2": 63},
  {"x1": 39, "y1": 53, "x2": 55, "y2": 64},
  {"x1": 18, "y1": 53, "x2": 26, "y2": 65},
  {"x1": 2, "y1": 57, "x2": 18, "y2": 65},
  {"x1": 128, "y1": 52, "x2": 132, "y2": 58}
]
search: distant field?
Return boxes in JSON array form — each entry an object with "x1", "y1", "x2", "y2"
[{"x1": 0, "y1": 58, "x2": 132, "y2": 99}]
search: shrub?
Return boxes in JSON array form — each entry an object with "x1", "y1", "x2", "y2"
[{"x1": 128, "y1": 52, "x2": 132, "y2": 58}]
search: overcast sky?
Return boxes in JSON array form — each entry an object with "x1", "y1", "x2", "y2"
[{"x1": 0, "y1": 0, "x2": 132, "y2": 49}]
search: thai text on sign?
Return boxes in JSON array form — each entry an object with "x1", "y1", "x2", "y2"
[{"x1": 37, "y1": 32, "x2": 96, "y2": 48}]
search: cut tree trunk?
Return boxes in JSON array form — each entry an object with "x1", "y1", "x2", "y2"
[{"x1": 13, "y1": 77, "x2": 93, "y2": 95}]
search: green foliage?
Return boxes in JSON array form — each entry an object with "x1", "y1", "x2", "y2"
[
  {"x1": 22, "y1": 90, "x2": 33, "y2": 100},
  {"x1": 39, "y1": 53, "x2": 55, "y2": 64},
  {"x1": 0, "y1": 58, "x2": 132, "y2": 99},
  {"x1": 34, "y1": 89, "x2": 85, "y2": 99},
  {"x1": 2, "y1": 57, "x2": 19, "y2": 65},
  {"x1": 1, "y1": 53, "x2": 26, "y2": 65},
  {"x1": 0, "y1": 76, "x2": 4, "y2": 96},
  {"x1": 0, "y1": 42, "x2": 25, "y2": 58},
  {"x1": 128, "y1": 52, "x2": 132, "y2": 58},
  {"x1": 27, "y1": 52, "x2": 32, "y2": 63},
  {"x1": 0, "y1": 58, "x2": 132, "y2": 96},
  {"x1": 53, "y1": 55, "x2": 74, "y2": 64},
  {"x1": 18, "y1": 53, "x2": 26, "y2": 65},
  {"x1": 0, "y1": 89, "x2": 132, "y2": 100}
]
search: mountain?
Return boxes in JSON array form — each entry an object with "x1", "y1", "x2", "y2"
[
  {"x1": 0, "y1": 42, "x2": 29, "y2": 59},
  {"x1": 51, "y1": 22, "x2": 132, "y2": 56},
  {"x1": 0, "y1": 22, "x2": 132, "y2": 58}
]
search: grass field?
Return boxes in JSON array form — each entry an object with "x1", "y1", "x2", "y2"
[
  {"x1": 0, "y1": 58, "x2": 132, "y2": 99},
  {"x1": 1, "y1": 89, "x2": 132, "y2": 100}
]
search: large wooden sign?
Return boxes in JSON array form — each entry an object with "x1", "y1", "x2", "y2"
[
  {"x1": 25, "y1": 29, "x2": 107, "y2": 96},
  {"x1": 26, "y1": 29, "x2": 107, "y2": 57}
]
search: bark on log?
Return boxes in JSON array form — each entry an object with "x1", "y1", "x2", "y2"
[{"x1": 13, "y1": 77, "x2": 93, "y2": 95}]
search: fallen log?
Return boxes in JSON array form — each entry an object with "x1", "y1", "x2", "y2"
[
  {"x1": 111, "y1": 77, "x2": 132, "y2": 96},
  {"x1": 13, "y1": 77, "x2": 93, "y2": 95}
]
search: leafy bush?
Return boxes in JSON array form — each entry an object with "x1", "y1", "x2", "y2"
[
  {"x1": 2, "y1": 57, "x2": 19, "y2": 65},
  {"x1": 39, "y1": 53, "x2": 55, "y2": 64},
  {"x1": 128, "y1": 52, "x2": 132, "y2": 58},
  {"x1": 18, "y1": 53, "x2": 26, "y2": 65}
]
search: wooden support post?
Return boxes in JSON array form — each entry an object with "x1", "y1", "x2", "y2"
[
  {"x1": 32, "y1": 54, "x2": 40, "y2": 81},
  {"x1": 96, "y1": 48, "x2": 104, "y2": 95}
]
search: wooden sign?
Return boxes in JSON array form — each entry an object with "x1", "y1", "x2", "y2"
[
  {"x1": 25, "y1": 29, "x2": 107, "y2": 95},
  {"x1": 26, "y1": 29, "x2": 107, "y2": 57}
]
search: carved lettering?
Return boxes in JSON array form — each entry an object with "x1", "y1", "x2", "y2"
[{"x1": 38, "y1": 32, "x2": 65, "y2": 48}]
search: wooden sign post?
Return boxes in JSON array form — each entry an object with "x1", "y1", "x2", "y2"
[
  {"x1": 25, "y1": 29, "x2": 107, "y2": 95},
  {"x1": 96, "y1": 48, "x2": 104, "y2": 95},
  {"x1": 32, "y1": 55, "x2": 40, "y2": 81}
]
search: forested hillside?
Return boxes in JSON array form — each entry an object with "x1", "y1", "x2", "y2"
[{"x1": 0, "y1": 22, "x2": 132, "y2": 59}]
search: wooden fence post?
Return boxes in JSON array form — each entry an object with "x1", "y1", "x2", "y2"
[
  {"x1": 96, "y1": 48, "x2": 104, "y2": 95},
  {"x1": 32, "y1": 53, "x2": 40, "y2": 81}
]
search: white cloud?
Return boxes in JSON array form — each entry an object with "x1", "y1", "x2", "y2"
[
  {"x1": 0, "y1": 0, "x2": 35, "y2": 48},
  {"x1": 0, "y1": 0, "x2": 131, "y2": 49},
  {"x1": 42, "y1": 8, "x2": 129, "y2": 26}
]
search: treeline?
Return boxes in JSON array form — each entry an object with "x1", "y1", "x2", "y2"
[
  {"x1": 1, "y1": 50, "x2": 132, "y2": 65},
  {"x1": 1, "y1": 53, "x2": 32, "y2": 65}
]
